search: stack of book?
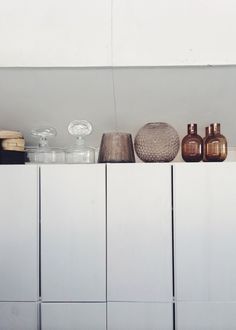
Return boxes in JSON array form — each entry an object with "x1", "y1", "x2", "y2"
[{"x1": 0, "y1": 130, "x2": 25, "y2": 164}]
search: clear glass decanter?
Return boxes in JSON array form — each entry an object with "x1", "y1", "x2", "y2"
[{"x1": 65, "y1": 120, "x2": 95, "y2": 164}]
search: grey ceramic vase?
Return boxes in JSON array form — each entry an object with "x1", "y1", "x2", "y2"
[
  {"x1": 134, "y1": 122, "x2": 180, "y2": 162},
  {"x1": 98, "y1": 132, "x2": 135, "y2": 163}
]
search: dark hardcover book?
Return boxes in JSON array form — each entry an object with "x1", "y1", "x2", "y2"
[{"x1": 0, "y1": 150, "x2": 25, "y2": 164}]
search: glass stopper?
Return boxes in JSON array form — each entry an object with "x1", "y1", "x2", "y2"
[
  {"x1": 68, "y1": 120, "x2": 93, "y2": 137},
  {"x1": 31, "y1": 127, "x2": 57, "y2": 148}
]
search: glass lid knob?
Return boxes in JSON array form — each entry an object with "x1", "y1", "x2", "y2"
[
  {"x1": 31, "y1": 127, "x2": 57, "y2": 138},
  {"x1": 68, "y1": 120, "x2": 93, "y2": 137},
  {"x1": 31, "y1": 127, "x2": 57, "y2": 148}
]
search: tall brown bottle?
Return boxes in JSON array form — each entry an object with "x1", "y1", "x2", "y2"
[
  {"x1": 203, "y1": 125, "x2": 213, "y2": 162},
  {"x1": 205, "y1": 123, "x2": 227, "y2": 162},
  {"x1": 182, "y1": 123, "x2": 203, "y2": 162}
]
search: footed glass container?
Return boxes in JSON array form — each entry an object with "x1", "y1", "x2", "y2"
[
  {"x1": 26, "y1": 127, "x2": 65, "y2": 163},
  {"x1": 65, "y1": 120, "x2": 95, "y2": 164}
]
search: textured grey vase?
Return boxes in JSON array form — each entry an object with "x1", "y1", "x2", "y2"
[
  {"x1": 134, "y1": 122, "x2": 180, "y2": 162},
  {"x1": 98, "y1": 132, "x2": 135, "y2": 163}
]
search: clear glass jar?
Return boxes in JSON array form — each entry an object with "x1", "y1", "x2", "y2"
[
  {"x1": 65, "y1": 120, "x2": 95, "y2": 164},
  {"x1": 26, "y1": 127, "x2": 65, "y2": 163}
]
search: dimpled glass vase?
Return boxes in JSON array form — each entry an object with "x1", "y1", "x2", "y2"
[{"x1": 134, "y1": 122, "x2": 180, "y2": 162}]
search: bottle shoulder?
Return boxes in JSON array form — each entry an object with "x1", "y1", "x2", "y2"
[
  {"x1": 182, "y1": 134, "x2": 203, "y2": 143},
  {"x1": 205, "y1": 134, "x2": 227, "y2": 144}
]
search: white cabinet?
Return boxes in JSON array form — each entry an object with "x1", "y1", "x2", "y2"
[
  {"x1": 41, "y1": 165, "x2": 106, "y2": 301},
  {"x1": 113, "y1": 0, "x2": 236, "y2": 66},
  {"x1": 108, "y1": 302, "x2": 173, "y2": 330},
  {"x1": 177, "y1": 302, "x2": 236, "y2": 330},
  {"x1": 3, "y1": 162, "x2": 236, "y2": 328},
  {"x1": 107, "y1": 164, "x2": 172, "y2": 302},
  {"x1": 1, "y1": 0, "x2": 236, "y2": 66},
  {"x1": 0, "y1": 302, "x2": 38, "y2": 330},
  {"x1": 0, "y1": 165, "x2": 39, "y2": 301},
  {"x1": 0, "y1": 0, "x2": 111, "y2": 67},
  {"x1": 41, "y1": 303, "x2": 106, "y2": 330},
  {"x1": 174, "y1": 163, "x2": 236, "y2": 301}
]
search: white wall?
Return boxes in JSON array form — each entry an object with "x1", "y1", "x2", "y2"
[
  {"x1": 0, "y1": 67, "x2": 235, "y2": 148},
  {"x1": 0, "y1": 0, "x2": 236, "y2": 66}
]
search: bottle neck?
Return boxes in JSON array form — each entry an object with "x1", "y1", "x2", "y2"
[
  {"x1": 39, "y1": 137, "x2": 49, "y2": 148},
  {"x1": 205, "y1": 126, "x2": 213, "y2": 137},
  {"x1": 76, "y1": 136, "x2": 85, "y2": 146},
  {"x1": 188, "y1": 124, "x2": 197, "y2": 135},
  {"x1": 211, "y1": 123, "x2": 220, "y2": 134}
]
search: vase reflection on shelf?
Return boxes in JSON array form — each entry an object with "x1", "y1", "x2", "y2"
[
  {"x1": 98, "y1": 132, "x2": 135, "y2": 163},
  {"x1": 134, "y1": 122, "x2": 180, "y2": 162}
]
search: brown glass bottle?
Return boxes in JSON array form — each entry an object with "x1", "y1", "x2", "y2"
[
  {"x1": 203, "y1": 125, "x2": 213, "y2": 162},
  {"x1": 182, "y1": 124, "x2": 203, "y2": 162},
  {"x1": 205, "y1": 123, "x2": 227, "y2": 162}
]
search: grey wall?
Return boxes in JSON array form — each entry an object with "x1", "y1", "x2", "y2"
[{"x1": 0, "y1": 66, "x2": 235, "y2": 148}]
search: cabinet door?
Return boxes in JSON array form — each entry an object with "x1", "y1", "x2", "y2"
[
  {"x1": 177, "y1": 302, "x2": 236, "y2": 330},
  {"x1": 0, "y1": 302, "x2": 38, "y2": 330},
  {"x1": 107, "y1": 164, "x2": 172, "y2": 302},
  {"x1": 0, "y1": 0, "x2": 111, "y2": 67},
  {"x1": 41, "y1": 303, "x2": 106, "y2": 330},
  {"x1": 108, "y1": 302, "x2": 173, "y2": 330},
  {"x1": 0, "y1": 165, "x2": 39, "y2": 301},
  {"x1": 41, "y1": 165, "x2": 106, "y2": 301},
  {"x1": 113, "y1": 0, "x2": 236, "y2": 66},
  {"x1": 174, "y1": 163, "x2": 236, "y2": 301}
]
